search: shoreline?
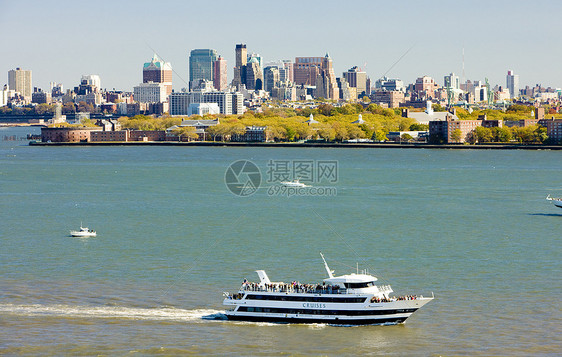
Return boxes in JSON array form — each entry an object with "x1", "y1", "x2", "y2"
[{"x1": 28, "y1": 141, "x2": 562, "y2": 150}]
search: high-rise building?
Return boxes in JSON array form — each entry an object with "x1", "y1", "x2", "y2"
[
  {"x1": 264, "y1": 66, "x2": 280, "y2": 93},
  {"x1": 343, "y1": 66, "x2": 367, "y2": 98},
  {"x1": 375, "y1": 77, "x2": 404, "y2": 92},
  {"x1": 213, "y1": 56, "x2": 228, "y2": 91},
  {"x1": 293, "y1": 57, "x2": 323, "y2": 86},
  {"x1": 245, "y1": 58, "x2": 263, "y2": 90},
  {"x1": 233, "y1": 44, "x2": 247, "y2": 88},
  {"x1": 281, "y1": 60, "x2": 293, "y2": 83},
  {"x1": 81, "y1": 74, "x2": 101, "y2": 89},
  {"x1": 8, "y1": 67, "x2": 32, "y2": 100},
  {"x1": 506, "y1": 70, "x2": 519, "y2": 99},
  {"x1": 315, "y1": 54, "x2": 339, "y2": 101},
  {"x1": 337, "y1": 77, "x2": 356, "y2": 102},
  {"x1": 247, "y1": 53, "x2": 263, "y2": 69},
  {"x1": 143, "y1": 54, "x2": 173, "y2": 96},
  {"x1": 134, "y1": 82, "x2": 168, "y2": 103},
  {"x1": 293, "y1": 55, "x2": 338, "y2": 100},
  {"x1": 189, "y1": 49, "x2": 217, "y2": 90},
  {"x1": 444, "y1": 73, "x2": 460, "y2": 90}
]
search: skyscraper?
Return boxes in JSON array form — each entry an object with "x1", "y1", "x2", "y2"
[
  {"x1": 264, "y1": 66, "x2": 280, "y2": 93},
  {"x1": 293, "y1": 57, "x2": 323, "y2": 86},
  {"x1": 189, "y1": 49, "x2": 217, "y2": 90},
  {"x1": 506, "y1": 70, "x2": 519, "y2": 99},
  {"x1": 233, "y1": 44, "x2": 247, "y2": 88},
  {"x1": 315, "y1": 54, "x2": 339, "y2": 101},
  {"x1": 143, "y1": 54, "x2": 173, "y2": 95},
  {"x1": 343, "y1": 66, "x2": 367, "y2": 98},
  {"x1": 8, "y1": 67, "x2": 32, "y2": 100},
  {"x1": 245, "y1": 58, "x2": 263, "y2": 90},
  {"x1": 444, "y1": 73, "x2": 460, "y2": 90},
  {"x1": 213, "y1": 56, "x2": 228, "y2": 91}
]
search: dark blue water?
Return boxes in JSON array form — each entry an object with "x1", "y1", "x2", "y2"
[{"x1": 0, "y1": 126, "x2": 560, "y2": 356}]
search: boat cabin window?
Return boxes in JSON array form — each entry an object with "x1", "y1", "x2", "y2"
[{"x1": 344, "y1": 281, "x2": 375, "y2": 289}]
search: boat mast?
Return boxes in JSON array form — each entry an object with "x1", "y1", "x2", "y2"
[{"x1": 320, "y1": 252, "x2": 334, "y2": 278}]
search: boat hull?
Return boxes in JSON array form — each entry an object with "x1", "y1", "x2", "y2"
[
  {"x1": 223, "y1": 294, "x2": 432, "y2": 325},
  {"x1": 224, "y1": 314, "x2": 408, "y2": 325},
  {"x1": 70, "y1": 232, "x2": 96, "y2": 237}
]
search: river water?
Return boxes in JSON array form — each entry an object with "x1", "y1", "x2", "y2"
[{"x1": 1, "y1": 126, "x2": 560, "y2": 356}]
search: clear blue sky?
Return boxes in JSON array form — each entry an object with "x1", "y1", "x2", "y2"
[{"x1": 2, "y1": 0, "x2": 561, "y2": 92}]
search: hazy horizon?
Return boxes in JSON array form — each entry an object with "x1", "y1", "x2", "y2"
[{"x1": 2, "y1": 0, "x2": 561, "y2": 92}]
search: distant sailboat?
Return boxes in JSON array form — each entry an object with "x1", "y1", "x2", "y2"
[{"x1": 70, "y1": 222, "x2": 97, "y2": 237}]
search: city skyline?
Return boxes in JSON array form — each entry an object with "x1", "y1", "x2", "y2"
[{"x1": 2, "y1": 0, "x2": 561, "y2": 92}]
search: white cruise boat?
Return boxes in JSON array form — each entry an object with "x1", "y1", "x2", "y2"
[
  {"x1": 223, "y1": 254, "x2": 433, "y2": 325},
  {"x1": 70, "y1": 225, "x2": 96, "y2": 237},
  {"x1": 280, "y1": 179, "x2": 308, "y2": 188},
  {"x1": 546, "y1": 195, "x2": 562, "y2": 209}
]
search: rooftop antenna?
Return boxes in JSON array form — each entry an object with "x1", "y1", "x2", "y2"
[
  {"x1": 462, "y1": 46, "x2": 465, "y2": 88},
  {"x1": 320, "y1": 252, "x2": 334, "y2": 278}
]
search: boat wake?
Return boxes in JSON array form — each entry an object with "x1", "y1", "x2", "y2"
[{"x1": 0, "y1": 303, "x2": 226, "y2": 322}]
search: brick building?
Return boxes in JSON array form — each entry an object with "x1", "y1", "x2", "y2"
[
  {"x1": 90, "y1": 130, "x2": 129, "y2": 142},
  {"x1": 41, "y1": 127, "x2": 101, "y2": 142},
  {"x1": 539, "y1": 118, "x2": 562, "y2": 143},
  {"x1": 231, "y1": 126, "x2": 270, "y2": 142},
  {"x1": 371, "y1": 90, "x2": 405, "y2": 108}
]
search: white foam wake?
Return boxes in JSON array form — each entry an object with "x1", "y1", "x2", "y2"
[{"x1": 0, "y1": 303, "x2": 226, "y2": 322}]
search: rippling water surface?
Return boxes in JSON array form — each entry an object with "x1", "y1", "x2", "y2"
[{"x1": 1, "y1": 126, "x2": 561, "y2": 356}]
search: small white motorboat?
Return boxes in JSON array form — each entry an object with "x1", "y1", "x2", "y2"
[
  {"x1": 546, "y1": 195, "x2": 562, "y2": 209},
  {"x1": 280, "y1": 179, "x2": 309, "y2": 188},
  {"x1": 70, "y1": 225, "x2": 96, "y2": 237}
]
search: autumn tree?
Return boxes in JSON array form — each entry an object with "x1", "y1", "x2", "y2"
[
  {"x1": 450, "y1": 129, "x2": 462, "y2": 143},
  {"x1": 173, "y1": 126, "x2": 198, "y2": 141}
]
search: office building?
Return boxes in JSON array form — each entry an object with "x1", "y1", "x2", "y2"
[
  {"x1": 375, "y1": 77, "x2": 405, "y2": 92},
  {"x1": 133, "y1": 82, "x2": 168, "y2": 103},
  {"x1": 233, "y1": 44, "x2": 247, "y2": 88},
  {"x1": 8, "y1": 67, "x2": 32, "y2": 100},
  {"x1": 32, "y1": 89, "x2": 52, "y2": 104},
  {"x1": 444, "y1": 73, "x2": 460, "y2": 90},
  {"x1": 189, "y1": 49, "x2": 217, "y2": 90},
  {"x1": 314, "y1": 54, "x2": 339, "y2": 101},
  {"x1": 337, "y1": 77, "x2": 356, "y2": 102},
  {"x1": 169, "y1": 90, "x2": 244, "y2": 115},
  {"x1": 293, "y1": 57, "x2": 323, "y2": 86},
  {"x1": 247, "y1": 53, "x2": 263, "y2": 69},
  {"x1": 245, "y1": 58, "x2": 263, "y2": 90},
  {"x1": 371, "y1": 90, "x2": 404, "y2": 108},
  {"x1": 1, "y1": 85, "x2": 11, "y2": 106},
  {"x1": 213, "y1": 56, "x2": 228, "y2": 91},
  {"x1": 264, "y1": 66, "x2": 280, "y2": 93},
  {"x1": 81, "y1": 74, "x2": 101, "y2": 89},
  {"x1": 343, "y1": 66, "x2": 367, "y2": 98},
  {"x1": 143, "y1": 54, "x2": 173, "y2": 95},
  {"x1": 506, "y1": 70, "x2": 519, "y2": 99}
]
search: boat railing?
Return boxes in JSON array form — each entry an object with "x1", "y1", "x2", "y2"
[{"x1": 238, "y1": 283, "x2": 348, "y2": 295}]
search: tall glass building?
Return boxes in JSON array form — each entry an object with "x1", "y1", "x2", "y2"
[{"x1": 189, "y1": 49, "x2": 217, "y2": 90}]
